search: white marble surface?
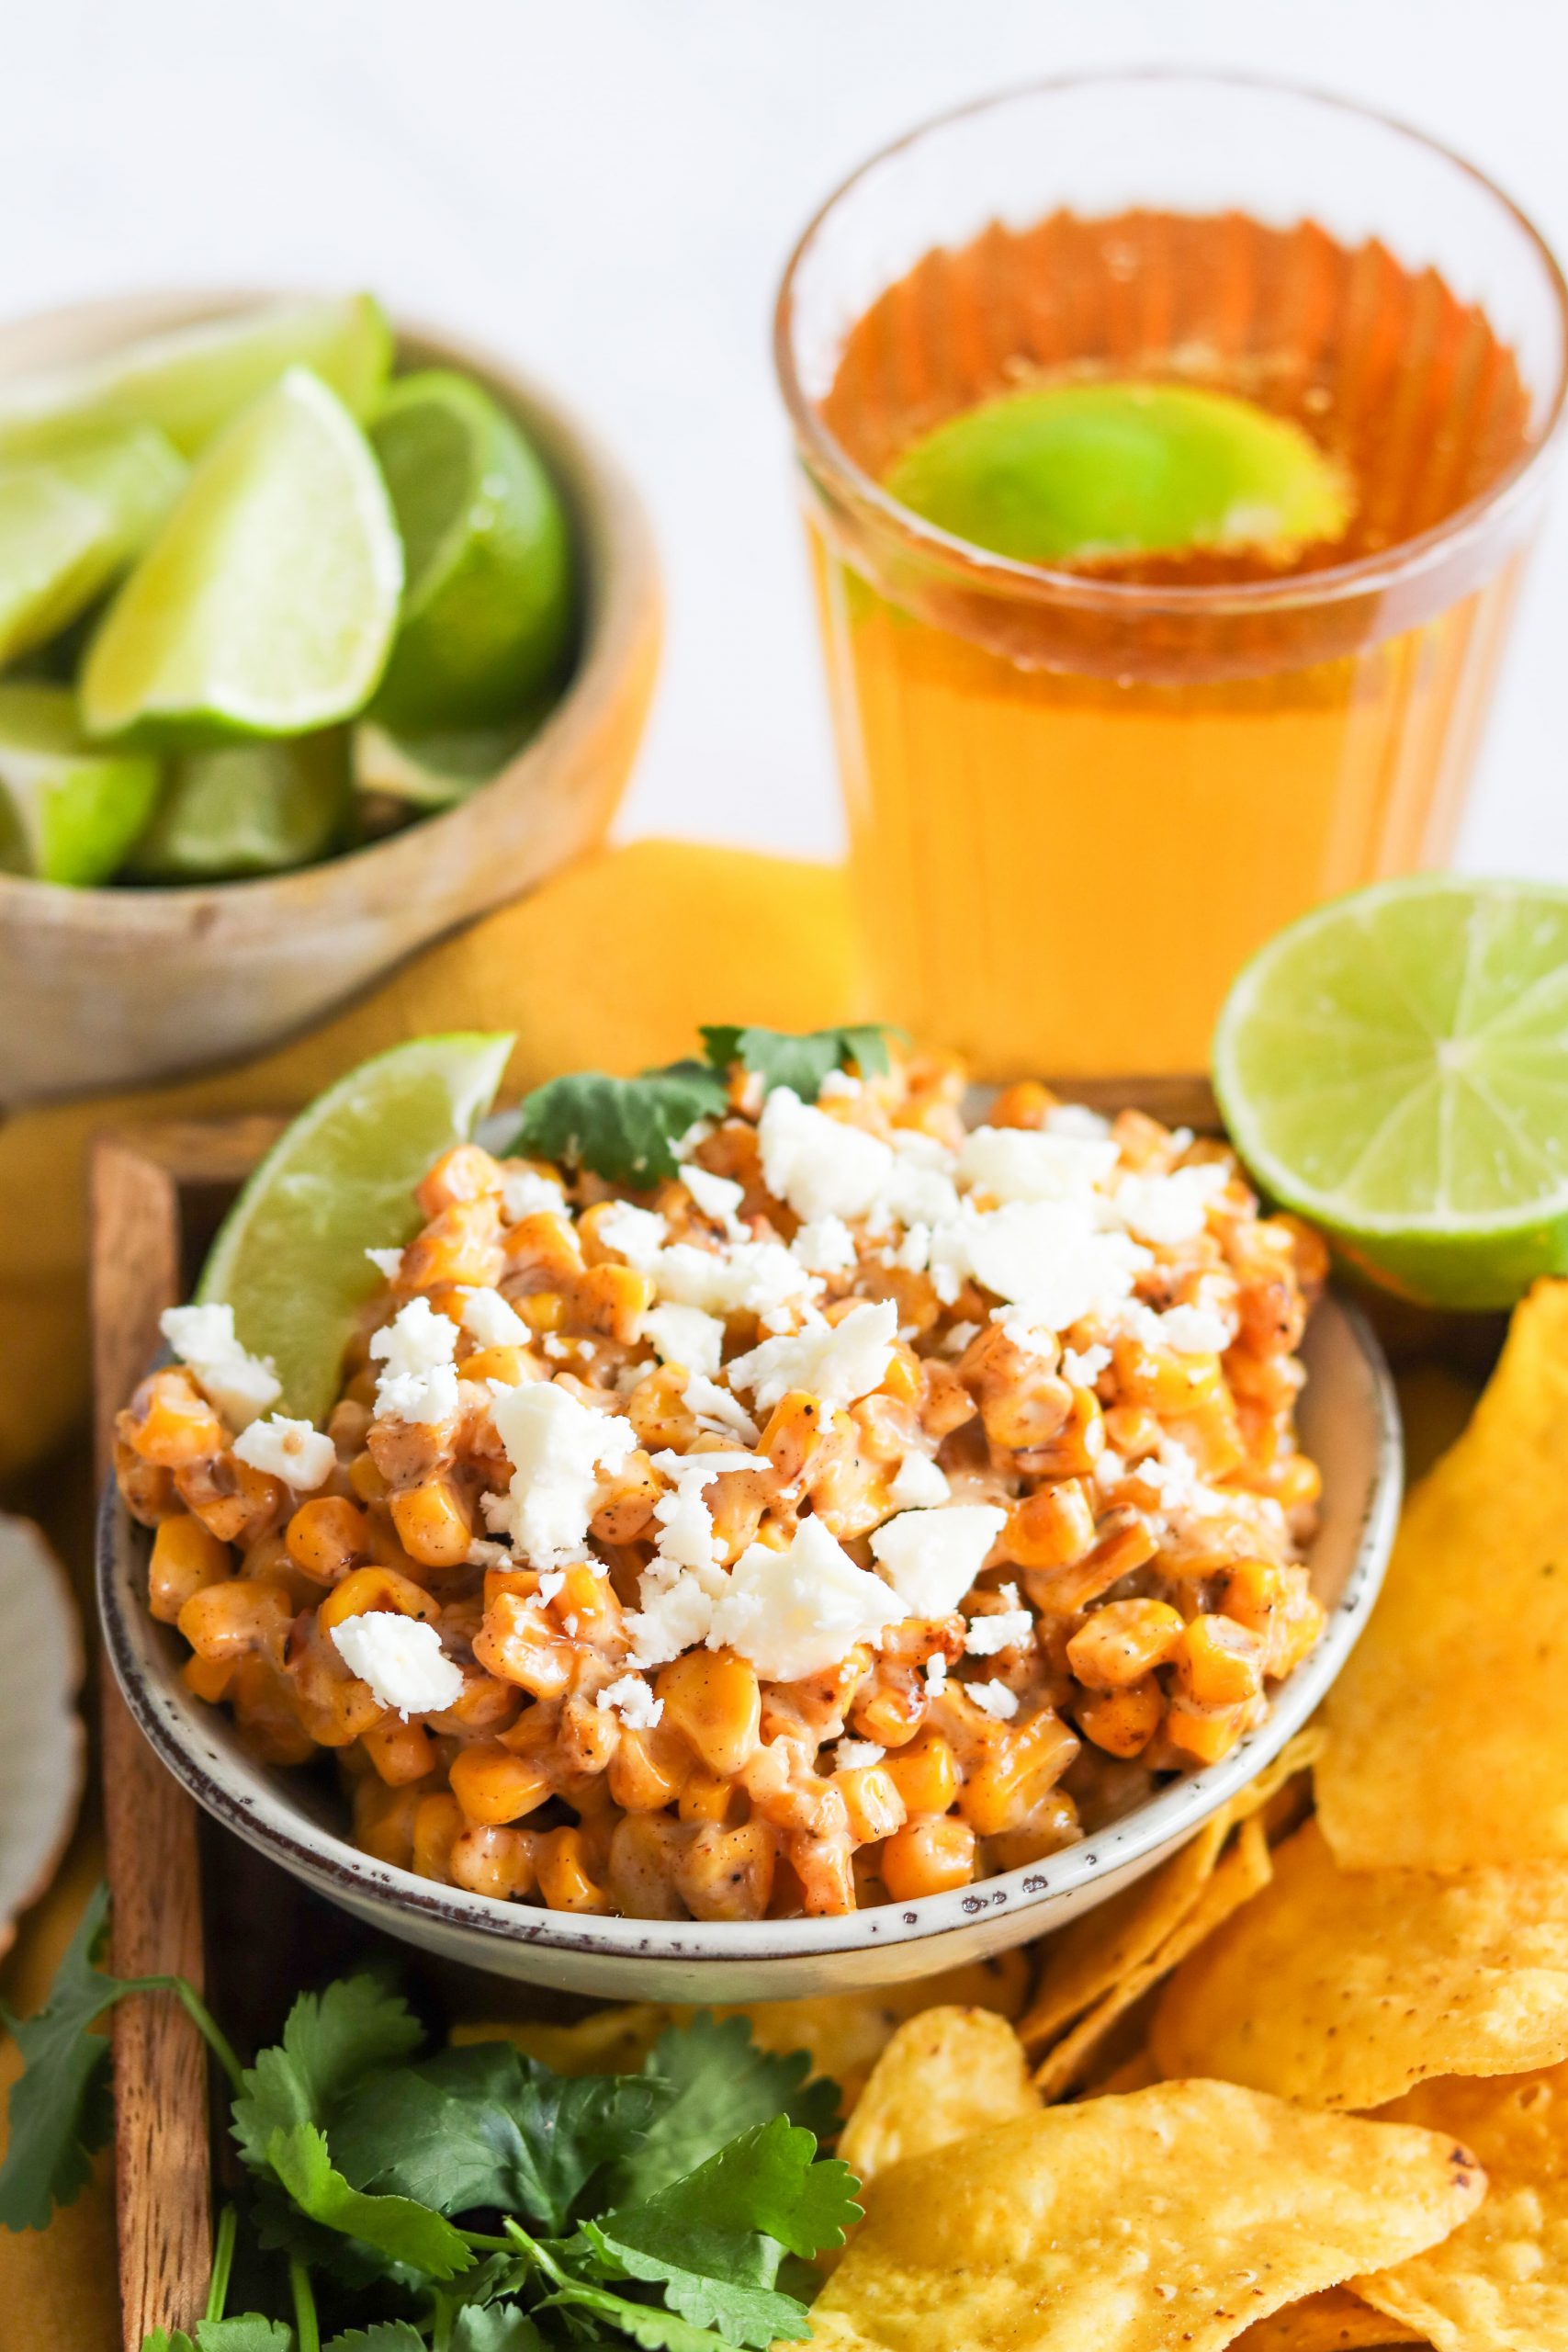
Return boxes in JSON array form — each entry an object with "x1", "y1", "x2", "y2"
[{"x1": 7, "y1": 0, "x2": 1568, "y2": 874}]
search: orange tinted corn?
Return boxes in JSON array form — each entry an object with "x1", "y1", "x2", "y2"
[
  {"x1": 881, "y1": 1816, "x2": 976, "y2": 1899},
  {"x1": 148, "y1": 1513, "x2": 231, "y2": 1623}
]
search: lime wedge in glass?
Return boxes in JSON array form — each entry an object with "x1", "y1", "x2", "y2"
[
  {"x1": 1213, "y1": 876, "x2": 1568, "y2": 1308},
  {"x1": 0, "y1": 425, "x2": 186, "y2": 664},
  {"x1": 0, "y1": 295, "x2": 391, "y2": 458},
  {"x1": 198, "y1": 1032, "x2": 515, "y2": 1421},
  {"x1": 886, "y1": 380, "x2": 1349, "y2": 564},
  {"x1": 124, "y1": 729, "x2": 349, "y2": 881},
  {"x1": 353, "y1": 705, "x2": 549, "y2": 810},
  {"x1": 369, "y1": 369, "x2": 575, "y2": 731},
  {"x1": 81, "y1": 368, "x2": 402, "y2": 744},
  {"x1": 0, "y1": 682, "x2": 160, "y2": 885}
]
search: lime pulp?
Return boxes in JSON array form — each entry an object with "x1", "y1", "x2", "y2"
[
  {"x1": 197, "y1": 1033, "x2": 515, "y2": 1422},
  {"x1": 369, "y1": 369, "x2": 575, "y2": 731},
  {"x1": 125, "y1": 730, "x2": 350, "y2": 881},
  {"x1": 0, "y1": 682, "x2": 160, "y2": 885},
  {"x1": 0, "y1": 425, "x2": 186, "y2": 665},
  {"x1": 81, "y1": 368, "x2": 403, "y2": 745},
  {"x1": 886, "y1": 379, "x2": 1350, "y2": 565},
  {"x1": 1212, "y1": 876, "x2": 1568, "y2": 1308}
]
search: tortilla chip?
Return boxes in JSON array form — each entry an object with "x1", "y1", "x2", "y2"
[
  {"x1": 1034, "y1": 1814, "x2": 1274, "y2": 2099},
  {"x1": 1152, "y1": 1818, "x2": 1568, "y2": 2108},
  {"x1": 1020, "y1": 1730, "x2": 1325, "y2": 2059},
  {"x1": 1230, "y1": 2288, "x2": 1422, "y2": 2347},
  {"x1": 455, "y1": 1950, "x2": 1030, "y2": 2110},
  {"x1": 1355, "y1": 2060, "x2": 1568, "y2": 2350},
  {"x1": 1319, "y1": 1281, "x2": 1568, "y2": 1872},
  {"x1": 839, "y1": 2007, "x2": 1039, "y2": 2185},
  {"x1": 1083, "y1": 2043, "x2": 1162, "y2": 2098},
  {"x1": 807, "y1": 2079, "x2": 1483, "y2": 2352}
]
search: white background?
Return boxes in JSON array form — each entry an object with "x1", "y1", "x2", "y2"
[{"x1": 7, "y1": 0, "x2": 1568, "y2": 873}]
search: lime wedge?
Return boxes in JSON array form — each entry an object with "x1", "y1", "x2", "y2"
[
  {"x1": 353, "y1": 706, "x2": 547, "y2": 810},
  {"x1": 886, "y1": 380, "x2": 1349, "y2": 564},
  {"x1": 0, "y1": 295, "x2": 391, "y2": 458},
  {"x1": 80, "y1": 368, "x2": 402, "y2": 744},
  {"x1": 368, "y1": 369, "x2": 575, "y2": 731},
  {"x1": 0, "y1": 425, "x2": 186, "y2": 664},
  {"x1": 0, "y1": 682, "x2": 160, "y2": 884},
  {"x1": 197, "y1": 1032, "x2": 515, "y2": 1421},
  {"x1": 124, "y1": 729, "x2": 349, "y2": 880},
  {"x1": 1212, "y1": 877, "x2": 1568, "y2": 1308}
]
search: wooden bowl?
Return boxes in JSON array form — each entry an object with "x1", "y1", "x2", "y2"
[{"x1": 0, "y1": 290, "x2": 661, "y2": 1105}]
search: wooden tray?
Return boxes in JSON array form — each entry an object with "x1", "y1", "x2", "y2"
[{"x1": 87, "y1": 1085, "x2": 1476, "y2": 2348}]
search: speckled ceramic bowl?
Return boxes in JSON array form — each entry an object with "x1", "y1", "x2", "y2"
[{"x1": 97, "y1": 1293, "x2": 1398, "y2": 2000}]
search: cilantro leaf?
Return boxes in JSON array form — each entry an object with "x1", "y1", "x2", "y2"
[
  {"x1": 536, "y1": 2281, "x2": 726, "y2": 2352},
  {"x1": 321, "y1": 2328, "x2": 426, "y2": 2352},
  {"x1": 142, "y1": 2325, "x2": 293, "y2": 2352},
  {"x1": 589, "y1": 2115, "x2": 860, "y2": 2346},
  {"x1": 449, "y1": 2311, "x2": 547, "y2": 2352},
  {"x1": 699, "y1": 1025, "x2": 892, "y2": 1099},
  {"x1": 231, "y1": 1977, "x2": 423, "y2": 2173},
  {"x1": 611, "y1": 2015, "x2": 839, "y2": 2206},
  {"x1": 511, "y1": 1066, "x2": 728, "y2": 1186},
  {"x1": 0, "y1": 1883, "x2": 150, "y2": 2230},
  {"x1": 267, "y1": 2123, "x2": 473, "y2": 2280},
  {"x1": 331, "y1": 2041, "x2": 666, "y2": 2233}
]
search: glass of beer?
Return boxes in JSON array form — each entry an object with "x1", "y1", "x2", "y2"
[{"x1": 774, "y1": 74, "x2": 1568, "y2": 1077}]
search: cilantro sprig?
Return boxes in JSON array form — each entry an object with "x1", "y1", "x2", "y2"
[
  {"x1": 509, "y1": 1023, "x2": 895, "y2": 1186},
  {"x1": 0, "y1": 1889, "x2": 859, "y2": 2352}
]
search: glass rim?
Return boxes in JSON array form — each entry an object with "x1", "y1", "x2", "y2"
[{"x1": 773, "y1": 65, "x2": 1568, "y2": 616}]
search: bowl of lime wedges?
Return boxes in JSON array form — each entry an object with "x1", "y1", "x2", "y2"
[{"x1": 0, "y1": 288, "x2": 660, "y2": 1104}]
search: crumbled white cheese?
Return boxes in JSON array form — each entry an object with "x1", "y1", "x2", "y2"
[
  {"x1": 597, "y1": 1202, "x2": 669, "y2": 1272},
  {"x1": 536, "y1": 1567, "x2": 568, "y2": 1606},
  {"x1": 758, "y1": 1087, "x2": 895, "y2": 1222},
  {"x1": 654, "y1": 1238, "x2": 819, "y2": 1323},
  {"x1": 365, "y1": 1246, "x2": 404, "y2": 1282},
  {"x1": 876, "y1": 1135, "x2": 964, "y2": 1231},
  {"x1": 649, "y1": 1447, "x2": 769, "y2": 1574},
  {"x1": 966, "y1": 1677, "x2": 1021, "y2": 1720},
  {"x1": 542, "y1": 1334, "x2": 570, "y2": 1362},
  {"x1": 942, "y1": 1321, "x2": 982, "y2": 1356},
  {"x1": 458, "y1": 1286, "x2": 529, "y2": 1350},
  {"x1": 682, "y1": 1374, "x2": 761, "y2": 1444},
  {"x1": 626, "y1": 1560, "x2": 719, "y2": 1668},
  {"x1": 488, "y1": 1380, "x2": 637, "y2": 1566},
  {"x1": 467, "y1": 1537, "x2": 513, "y2": 1568},
  {"x1": 1062, "y1": 1342, "x2": 1112, "y2": 1388},
  {"x1": 870, "y1": 1503, "x2": 1007, "y2": 1617},
  {"x1": 232, "y1": 1414, "x2": 336, "y2": 1492},
  {"x1": 834, "y1": 1738, "x2": 886, "y2": 1772},
  {"x1": 791, "y1": 1215, "x2": 858, "y2": 1275},
  {"x1": 595, "y1": 1672, "x2": 664, "y2": 1730},
  {"x1": 1115, "y1": 1163, "x2": 1229, "y2": 1247},
  {"x1": 1095, "y1": 1448, "x2": 1128, "y2": 1492},
  {"x1": 501, "y1": 1166, "x2": 568, "y2": 1223},
  {"x1": 887, "y1": 1450, "x2": 951, "y2": 1510},
  {"x1": 643, "y1": 1302, "x2": 726, "y2": 1378},
  {"x1": 1154, "y1": 1302, "x2": 1234, "y2": 1356},
  {"x1": 682, "y1": 1164, "x2": 746, "y2": 1235},
  {"x1": 330, "y1": 1612, "x2": 464, "y2": 1720},
  {"x1": 368, "y1": 1295, "x2": 461, "y2": 1425},
  {"x1": 728, "y1": 1299, "x2": 897, "y2": 1413},
  {"x1": 964, "y1": 1585, "x2": 1034, "y2": 1657},
  {"x1": 709, "y1": 1514, "x2": 904, "y2": 1682},
  {"x1": 925, "y1": 1653, "x2": 949, "y2": 1695},
  {"x1": 818, "y1": 1069, "x2": 860, "y2": 1102},
  {"x1": 160, "y1": 1303, "x2": 281, "y2": 1431},
  {"x1": 964, "y1": 1201, "x2": 1151, "y2": 1331},
  {"x1": 1046, "y1": 1103, "x2": 1113, "y2": 1140},
  {"x1": 958, "y1": 1125, "x2": 1120, "y2": 1204}
]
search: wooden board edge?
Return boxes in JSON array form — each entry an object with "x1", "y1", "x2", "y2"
[{"x1": 90, "y1": 1131, "x2": 214, "y2": 2350}]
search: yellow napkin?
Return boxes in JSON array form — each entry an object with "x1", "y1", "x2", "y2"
[
  {"x1": 0, "y1": 836, "x2": 863, "y2": 1483},
  {"x1": 0, "y1": 835, "x2": 860, "y2": 2349}
]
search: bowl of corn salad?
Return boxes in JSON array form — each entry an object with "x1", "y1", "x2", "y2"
[{"x1": 100, "y1": 1043, "x2": 1400, "y2": 1996}]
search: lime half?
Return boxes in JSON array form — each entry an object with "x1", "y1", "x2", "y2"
[
  {"x1": 1213, "y1": 877, "x2": 1568, "y2": 1307},
  {"x1": 369, "y1": 369, "x2": 575, "y2": 730},
  {"x1": 886, "y1": 380, "x2": 1349, "y2": 565},
  {"x1": 0, "y1": 425, "x2": 186, "y2": 665},
  {"x1": 124, "y1": 730, "x2": 349, "y2": 881},
  {"x1": 198, "y1": 1032, "x2": 514, "y2": 1421},
  {"x1": 0, "y1": 295, "x2": 390, "y2": 458},
  {"x1": 0, "y1": 682, "x2": 160, "y2": 885},
  {"x1": 81, "y1": 368, "x2": 402, "y2": 744}
]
